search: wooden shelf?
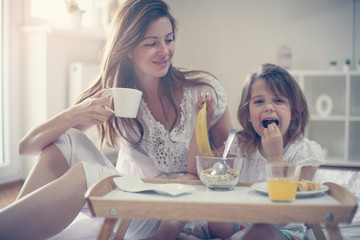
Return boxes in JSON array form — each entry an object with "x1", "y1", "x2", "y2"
[{"x1": 290, "y1": 70, "x2": 360, "y2": 166}]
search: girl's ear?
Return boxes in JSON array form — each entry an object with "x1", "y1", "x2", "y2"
[
  {"x1": 247, "y1": 110, "x2": 251, "y2": 122},
  {"x1": 127, "y1": 52, "x2": 133, "y2": 59}
]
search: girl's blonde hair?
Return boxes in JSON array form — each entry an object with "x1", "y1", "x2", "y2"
[
  {"x1": 237, "y1": 63, "x2": 309, "y2": 157},
  {"x1": 76, "y1": 0, "x2": 215, "y2": 148}
]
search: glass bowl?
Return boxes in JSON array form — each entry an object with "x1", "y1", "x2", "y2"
[{"x1": 196, "y1": 152, "x2": 243, "y2": 190}]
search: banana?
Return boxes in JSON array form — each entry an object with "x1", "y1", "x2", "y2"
[{"x1": 195, "y1": 100, "x2": 213, "y2": 156}]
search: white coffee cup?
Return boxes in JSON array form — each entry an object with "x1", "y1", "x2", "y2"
[{"x1": 102, "y1": 88, "x2": 142, "y2": 118}]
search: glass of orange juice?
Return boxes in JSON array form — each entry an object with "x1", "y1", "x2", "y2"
[{"x1": 266, "y1": 163, "x2": 301, "y2": 201}]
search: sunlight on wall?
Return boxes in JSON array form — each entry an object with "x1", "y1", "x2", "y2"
[{"x1": 30, "y1": 0, "x2": 94, "y2": 28}]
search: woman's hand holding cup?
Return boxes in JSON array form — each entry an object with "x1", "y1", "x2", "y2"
[{"x1": 67, "y1": 88, "x2": 113, "y2": 129}]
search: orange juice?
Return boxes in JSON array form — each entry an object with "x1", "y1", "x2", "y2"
[{"x1": 267, "y1": 178, "x2": 298, "y2": 201}]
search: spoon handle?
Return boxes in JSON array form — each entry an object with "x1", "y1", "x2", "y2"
[{"x1": 222, "y1": 129, "x2": 237, "y2": 159}]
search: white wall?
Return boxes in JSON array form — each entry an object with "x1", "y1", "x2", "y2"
[{"x1": 166, "y1": 0, "x2": 359, "y2": 129}]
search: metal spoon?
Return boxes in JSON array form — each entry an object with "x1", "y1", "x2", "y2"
[{"x1": 211, "y1": 129, "x2": 237, "y2": 176}]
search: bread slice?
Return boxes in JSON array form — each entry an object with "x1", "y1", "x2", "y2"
[{"x1": 297, "y1": 179, "x2": 320, "y2": 192}]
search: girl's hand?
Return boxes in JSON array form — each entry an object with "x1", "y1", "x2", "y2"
[
  {"x1": 70, "y1": 88, "x2": 114, "y2": 129},
  {"x1": 195, "y1": 92, "x2": 214, "y2": 129},
  {"x1": 261, "y1": 122, "x2": 283, "y2": 162}
]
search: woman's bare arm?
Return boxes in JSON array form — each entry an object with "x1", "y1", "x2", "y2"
[{"x1": 19, "y1": 89, "x2": 113, "y2": 156}]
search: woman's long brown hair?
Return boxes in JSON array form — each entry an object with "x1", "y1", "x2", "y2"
[{"x1": 76, "y1": 0, "x2": 215, "y2": 149}]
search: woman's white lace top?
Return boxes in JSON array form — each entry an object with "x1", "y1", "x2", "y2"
[
  {"x1": 232, "y1": 138, "x2": 325, "y2": 183},
  {"x1": 116, "y1": 76, "x2": 227, "y2": 179}
]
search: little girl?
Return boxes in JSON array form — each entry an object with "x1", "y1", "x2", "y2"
[{"x1": 208, "y1": 63, "x2": 325, "y2": 240}]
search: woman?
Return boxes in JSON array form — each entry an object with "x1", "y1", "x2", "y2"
[{"x1": 0, "y1": 0, "x2": 232, "y2": 239}]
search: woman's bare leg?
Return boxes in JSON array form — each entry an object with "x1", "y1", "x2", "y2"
[
  {"x1": 208, "y1": 222, "x2": 235, "y2": 239},
  {"x1": 0, "y1": 162, "x2": 87, "y2": 240},
  {"x1": 144, "y1": 174, "x2": 198, "y2": 240},
  {"x1": 17, "y1": 144, "x2": 69, "y2": 199}
]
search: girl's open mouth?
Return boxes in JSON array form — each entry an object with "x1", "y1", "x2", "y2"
[{"x1": 262, "y1": 119, "x2": 279, "y2": 128}]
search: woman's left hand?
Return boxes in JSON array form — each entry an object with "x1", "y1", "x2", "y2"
[{"x1": 195, "y1": 92, "x2": 214, "y2": 129}]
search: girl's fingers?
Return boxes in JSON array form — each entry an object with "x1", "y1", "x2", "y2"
[
  {"x1": 263, "y1": 128, "x2": 269, "y2": 138},
  {"x1": 274, "y1": 124, "x2": 280, "y2": 135},
  {"x1": 267, "y1": 124, "x2": 275, "y2": 135},
  {"x1": 263, "y1": 124, "x2": 277, "y2": 141},
  {"x1": 265, "y1": 123, "x2": 279, "y2": 136}
]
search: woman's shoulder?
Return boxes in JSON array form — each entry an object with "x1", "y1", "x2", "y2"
[
  {"x1": 183, "y1": 71, "x2": 225, "y2": 96},
  {"x1": 182, "y1": 70, "x2": 219, "y2": 85}
]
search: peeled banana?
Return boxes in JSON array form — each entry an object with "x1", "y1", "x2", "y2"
[{"x1": 195, "y1": 100, "x2": 213, "y2": 156}]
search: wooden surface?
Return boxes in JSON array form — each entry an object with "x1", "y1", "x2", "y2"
[
  {"x1": 86, "y1": 176, "x2": 358, "y2": 240},
  {"x1": 87, "y1": 177, "x2": 356, "y2": 222}
]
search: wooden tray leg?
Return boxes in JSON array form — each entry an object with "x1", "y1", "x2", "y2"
[
  {"x1": 98, "y1": 218, "x2": 117, "y2": 240},
  {"x1": 325, "y1": 224, "x2": 343, "y2": 240},
  {"x1": 113, "y1": 218, "x2": 132, "y2": 240},
  {"x1": 309, "y1": 224, "x2": 327, "y2": 240}
]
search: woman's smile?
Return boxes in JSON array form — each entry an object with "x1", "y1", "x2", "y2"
[{"x1": 153, "y1": 58, "x2": 169, "y2": 67}]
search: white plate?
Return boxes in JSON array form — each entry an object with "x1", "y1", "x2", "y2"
[
  {"x1": 251, "y1": 182, "x2": 329, "y2": 197},
  {"x1": 113, "y1": 176, "x2": 196, "y2": 197}
]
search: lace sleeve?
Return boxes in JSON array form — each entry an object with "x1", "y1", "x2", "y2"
[
  {"x1": 286, "y1": 138, "x2": 325, "y2": 166},
  {"x1": 206, "y1": 77, "x2": 227, "y2": 128}
]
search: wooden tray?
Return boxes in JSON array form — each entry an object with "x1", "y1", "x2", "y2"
[{"x1": 86, "y1": 175, "x2": 358, "y2": 240}]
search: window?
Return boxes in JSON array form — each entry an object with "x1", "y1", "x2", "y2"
[
  {"x1": 0, "y1": 0, "x2": 103, "y2": 185},
  {"x1": 0, "y1": 0, "x2": 3, "y2": 164},
  {"x1": 0, "y1": 0, "x2": 22, "y2": 184},
  {"x1": 24, "y1": 0, "x2": 96, "y2": 29}
]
